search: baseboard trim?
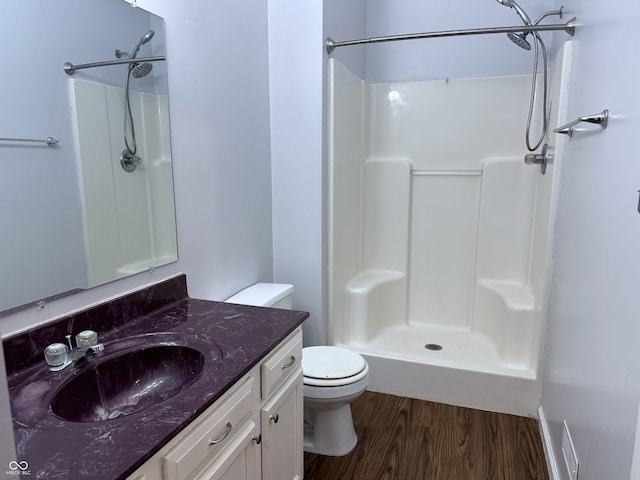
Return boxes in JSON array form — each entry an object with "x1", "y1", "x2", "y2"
[{"x1": 538, "y1": 406, "x2": 560, "y2": 480}]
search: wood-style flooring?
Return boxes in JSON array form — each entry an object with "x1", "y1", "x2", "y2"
[{"x1": 304, "y1": 391, "x2": 548, "y2": 480}]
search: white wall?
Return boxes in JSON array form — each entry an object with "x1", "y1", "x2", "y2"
[
  {"x1": 149, "y1": 0, "x2": 274, "y2": 303},
  {"x1": 268, "y1": 0, "x2": 369, "y2": 347},
  {"x1": 268, "y1": 0, "x2": 326, "y2": 346},
  {"x1": 324, "y1": 0, "x2": 367, "y2": 79},
  {"x1": 541, "y1": 1, "x2": 640, "y2": 479}
]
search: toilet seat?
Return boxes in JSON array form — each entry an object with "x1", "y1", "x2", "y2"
[{"x1": 302, "y1": 346, "x2": 368, "y2": 387}]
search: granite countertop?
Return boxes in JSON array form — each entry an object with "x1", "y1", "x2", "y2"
[{"x1": 3, "y1": 275, "x2": 308, "y2": 479}]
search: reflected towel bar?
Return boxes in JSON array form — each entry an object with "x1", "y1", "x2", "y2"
[
  {"x1": 553, "y1": 109, "x2": 609, "y2": 137},
  {"x1": 0, "y1": 136, "x2": 59, "y2": 147}
]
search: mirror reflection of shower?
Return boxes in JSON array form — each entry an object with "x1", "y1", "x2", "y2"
[
  {"x1": 496, "y1": 1, "x2": 564, "y2": 152},
  {"x1": 116, "y1": 30, "x2": 155, "y2": 172}
]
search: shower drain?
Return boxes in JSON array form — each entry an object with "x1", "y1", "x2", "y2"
[{"x1": 425, "y1": 343, "x2": 443, "y2": 351}]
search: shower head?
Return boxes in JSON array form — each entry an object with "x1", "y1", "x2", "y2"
[
  {"x1": 507, "y1": 32, "x2": 532, "y2": 50},
  {"x1": 131, "y1": 30, "x2": 155, "y2": 59},
  {"x1": 131, "y1": 62, "x2": 153, "y2": 78},
  {"x1": 497, "y1": 0, "x2": 533, "y2": 50},
  {"x1": 496, "y1": 0, "x2": 532, "y2": 25}
]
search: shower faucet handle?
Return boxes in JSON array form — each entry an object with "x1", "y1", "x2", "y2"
[
  {"x1": 120, "y1": 150, "x2": 142, "y2": 172},
  {"x1": 524, "y1": 143, "x2": 551, "y2": 175}
]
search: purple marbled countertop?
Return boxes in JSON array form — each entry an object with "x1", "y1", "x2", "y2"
[{"x1": 3, "y1": 275, "x2": 308, "y2": 479}]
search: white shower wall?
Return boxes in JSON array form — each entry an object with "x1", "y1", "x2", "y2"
[
  {"x1": 71, "y1": 79, "x2": 177, "y2": 287},
  {"x1": 329, "y1": 45, "x2": 570, "y2": 414}
]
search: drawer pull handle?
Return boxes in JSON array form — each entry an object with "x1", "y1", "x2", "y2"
[
  {"x1": 252, "y1": 434, "x2": 262, "y2": 445},
  {"x1": 282, "y1": 355, "x2": 296, "y2": 369},
  {"x1": 209, "y1": 422, "x2": 232, "y2": 445},
  {"x1": 270, "y1": 413, "x2": 279, "y2": 424}
]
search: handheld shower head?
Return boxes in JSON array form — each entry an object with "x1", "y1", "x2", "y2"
[
  {"x1": 139, "y1": 30, "x2": 155, "y2": 45},
  {"x1": 496, "y1": 0, "x2": 532, "y2": 25},
  {"x1": 496, "y1": 0, "x2": 534, "y2": 49},
  {"x1": 130, "y1": 30, "x2": 155, "y2": 59}
]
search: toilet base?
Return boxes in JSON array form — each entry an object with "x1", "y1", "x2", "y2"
[{"x1": 303, "y1": 403, "x2": 357, "y2": 456}]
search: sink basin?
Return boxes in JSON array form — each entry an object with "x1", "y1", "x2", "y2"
[{"x1": 49, "y1": 345, "x2": 205, "y2": 422}]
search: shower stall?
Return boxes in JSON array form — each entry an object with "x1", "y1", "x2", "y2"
[
  {"x1": 327, "y1": 14, "x2": 573, "y2": 416},
  {"x1": 65, "y1": 30, "x2": 176, "y2": 288}
]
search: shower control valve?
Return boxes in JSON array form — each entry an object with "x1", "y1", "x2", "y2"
[
  {"x1": 524, "y1": 143, "x2": 551, "y2": 174},
  {"x1": 120, "y1": 149, "x2": 142, "y2": 172}
]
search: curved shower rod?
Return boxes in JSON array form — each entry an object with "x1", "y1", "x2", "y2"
[
  {"x1": 326, "y1": 18, "x2": 576, "y2": 54},
  {"x1": 64, "y1": 56, "x2": 166, "y2": 76}
]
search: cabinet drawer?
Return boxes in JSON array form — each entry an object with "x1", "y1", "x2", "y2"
[
  {"x1": 261, "y1": 328, "x2": 302, "y2": 400},
  {"x1": 163, "y1": 374, "x2": 257, "y2": 480},
  {"x1": 194, "y1": 420, "x2": 260, "y2": 480}
]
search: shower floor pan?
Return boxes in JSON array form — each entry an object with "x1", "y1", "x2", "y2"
[{"x1": 336, "y1": 324, "x2": 540, "y2": 417}]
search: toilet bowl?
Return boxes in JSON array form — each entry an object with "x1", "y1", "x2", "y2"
[
  {"x1": 224, "y1": 282, "x2": 370, "y2": 456},
  {"x1": 302, "y1": 346, "x2": 369, "y2": 456}
]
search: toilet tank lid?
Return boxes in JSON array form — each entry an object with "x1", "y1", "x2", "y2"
[{"x1": 225, "y1": 283, "x2": 294, "y2": 307}]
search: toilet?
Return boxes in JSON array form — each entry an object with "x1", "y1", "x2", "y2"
[{"x1": 225, "y1": 283, "x2": 369, "y2": 456}]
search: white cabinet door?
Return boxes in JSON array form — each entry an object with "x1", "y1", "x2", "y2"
[
  {"x1": 196, "y1": 421, "x2": 261, "y2": 480},
  {"x1": 260, "y1": 371, "x2": 303, "y2": 480}
]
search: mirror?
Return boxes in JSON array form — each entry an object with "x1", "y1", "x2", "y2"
[{"x1": 0, "y1": 1, "x2": 177, "y2": 313}]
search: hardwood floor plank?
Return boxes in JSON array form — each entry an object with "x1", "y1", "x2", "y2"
[{"x1": 304, "y1": 391, "x2": 548, "y2": 480}]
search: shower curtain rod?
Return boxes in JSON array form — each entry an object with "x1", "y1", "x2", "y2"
[
  {"x1": 326, "y1": 18, "x2": 575, "y2": 53},
  {"x1": 63, "y1": 56, "x2": 166, "y2": 76}
]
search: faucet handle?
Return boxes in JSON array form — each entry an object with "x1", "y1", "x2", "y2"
[
  {"x1": 76, "y1": 330, "x2": 98, "y2": 348},
  {"x1": 44, "y1": 343, "x2": 69, "y2": 370}
]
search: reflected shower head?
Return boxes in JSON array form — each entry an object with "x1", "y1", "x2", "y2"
[
  {"x1": 131, "y1": 63, "x2": 153, "y2": 78},
  {"x1": 139, "y1": 30, "x2": 155, "y2": 44},
  {"x1": 508, "y1": 32, "x2": 532, "y2": 50},
  {"x1": 131, "y1": 30, "x2": 155, "y2": 59}
]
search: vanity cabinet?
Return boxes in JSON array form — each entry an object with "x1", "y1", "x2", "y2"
[{"x1": 127, "y1": 327, "x2": 303, "y2": 480}]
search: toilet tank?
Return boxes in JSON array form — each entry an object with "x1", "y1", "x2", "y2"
[{"x1": 225, "y1": 283, "x2": 294, "y2": 310}]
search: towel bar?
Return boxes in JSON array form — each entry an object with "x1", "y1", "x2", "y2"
[{"x1": 554, "y1": 109, "x2": 609, "y2": 137}]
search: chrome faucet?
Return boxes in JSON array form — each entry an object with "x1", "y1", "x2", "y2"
[{"x1": 44, "y1": 330, "x2": 104, "y2": 372}]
